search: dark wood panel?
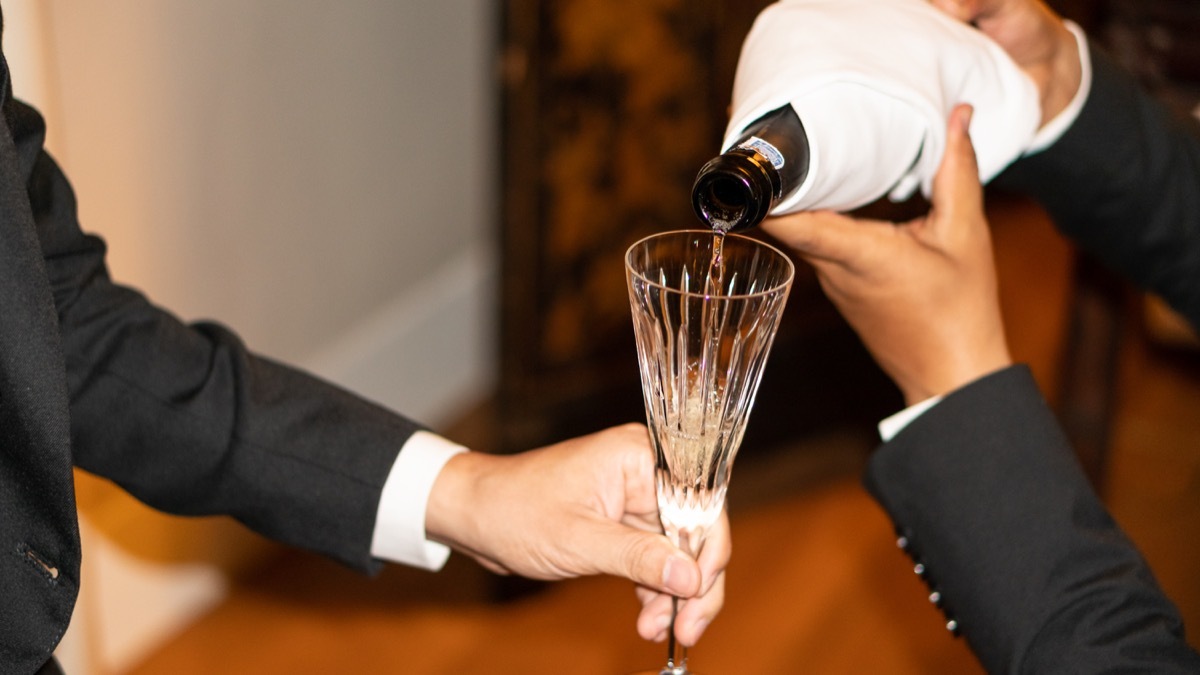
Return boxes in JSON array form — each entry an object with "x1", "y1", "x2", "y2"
[{"x1": 496, "y1": 0, "x2": 902, "y2": 454}]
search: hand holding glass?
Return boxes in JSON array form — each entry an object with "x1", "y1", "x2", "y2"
[{"x1": 626, "y1": 230, "x2": 793, "y2": 674}]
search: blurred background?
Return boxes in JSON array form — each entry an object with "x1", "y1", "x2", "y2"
[{"x1": 5, "y1": 0, "x2": 1199, "y2": 672}]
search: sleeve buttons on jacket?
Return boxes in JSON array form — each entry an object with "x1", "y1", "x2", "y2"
[{"x1": 890, "y1": 529, "x2": 956, "y2": 635}]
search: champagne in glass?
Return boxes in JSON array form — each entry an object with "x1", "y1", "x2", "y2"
[{"x1": 626, "y1": 230, "x2": 793, "y2": 674}]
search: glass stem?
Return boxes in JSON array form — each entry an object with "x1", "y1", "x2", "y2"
[{"x1": 665, "y1": 596, "x2": 688, "y2": 673}]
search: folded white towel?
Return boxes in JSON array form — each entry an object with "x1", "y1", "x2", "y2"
[{"x1": 726, "y1": 0, "x2": 1041, "y2": 213}]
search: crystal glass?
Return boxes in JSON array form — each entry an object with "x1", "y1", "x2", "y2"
[{"x1": 625, "y1": 230, "x2": 793, "y2": 674}]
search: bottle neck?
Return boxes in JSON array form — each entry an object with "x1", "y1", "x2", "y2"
[
  {"x1": 692, "y1": 104, "x2": 809, "y2": 231},
  {"x1": 691, "y1": 149, "x2": 781, "y2": 232}
]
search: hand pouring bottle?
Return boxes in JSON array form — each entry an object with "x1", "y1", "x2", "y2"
[{"x1": 692, "y1": 0, "x2": 1043, "y2": 232}]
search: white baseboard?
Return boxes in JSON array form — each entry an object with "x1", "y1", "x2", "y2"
[{"x1": 57, "y1": 519, "x2": 231, "y2": 675}]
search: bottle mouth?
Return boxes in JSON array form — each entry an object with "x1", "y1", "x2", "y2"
[
  {"x1": 698, "y1": 175, "x2": 752, "y2": 224},
  {"x1": 691, "y1": 150, "x2": 779, "y2": 231}
]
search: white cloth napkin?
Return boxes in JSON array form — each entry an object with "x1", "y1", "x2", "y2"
[{"x1": 726, "y1": 0, "x2": 1041, "y2": 213}]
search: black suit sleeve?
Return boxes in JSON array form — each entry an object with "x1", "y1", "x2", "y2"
[
  {"x1": 864, "y1": 365, "x2": 1200, "y2": 673},
  {"x1": 8, "y1": 98, "x2": 422, "y2": 575},
  {"x1": 995, "y1": 41, "x2": 1200, "y2": 329}
]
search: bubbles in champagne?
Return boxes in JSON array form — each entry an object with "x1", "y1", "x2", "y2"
[
  {"x1": 627, "y1": 229, "x2": 793, "y2": 563},
  {"x1": 655, "y1": 371, "x2": 731, "y2": 557}
]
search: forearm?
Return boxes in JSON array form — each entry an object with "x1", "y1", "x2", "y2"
[
  {"x1": 865, "y1": 366, "x2": 1200, "y2": 672},
  {"x1": 62, "y1": 297, "x2": 419, "y2": 572},
  {"x1": 998, "y1": 41, "x2": 1200, "y2": 330},
  {"x1": 29, "y1": 132, "x2": 420, "y2": 573}
]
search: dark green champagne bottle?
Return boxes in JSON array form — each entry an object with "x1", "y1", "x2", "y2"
[{"x1": 691, "y1": 105, "x2": 810, "y2": 232}]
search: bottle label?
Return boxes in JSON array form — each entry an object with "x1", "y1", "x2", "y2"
[{"x1": 737, "y1": 136, "x2": 785, "y2": 170}]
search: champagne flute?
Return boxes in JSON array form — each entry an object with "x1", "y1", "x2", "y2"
[{"x1": 625, "y1": 230, "x2": 793, "y2": 674}]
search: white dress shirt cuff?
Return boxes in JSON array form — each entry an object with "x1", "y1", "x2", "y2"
[
  {"x1": 878, "y1": 395, "x2": 944, "y2": 442},
  {"x1": 1025, "y1": 21, "x2": 1093, "y2": 154},
  {"x1": 370, "y1": 430, "x2": 469, "y2": 571}
]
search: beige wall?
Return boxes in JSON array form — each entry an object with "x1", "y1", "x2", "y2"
[
  {"x1": 5, "y1": 1, "x2": 498, "y2": 672},
  {"x1": 12, "y1": 0, "x2": 498, "y2": 423}
]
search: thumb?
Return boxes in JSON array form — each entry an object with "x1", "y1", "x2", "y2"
[
  {"x1": 929, "y1": 104, "x2": 983, "y2": 235},
  {"x1": 589, "y1": 523, "x2": 701, "y2": 597}
]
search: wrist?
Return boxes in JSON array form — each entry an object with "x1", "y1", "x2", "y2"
[
  {"x1": 425, "y1": 451, "x2": 491, "y2": 552},
  {"x1": 976, "y1": 3, "x2": 1082, "y2": 129},
  {"x1": 1040, "y1": 19, "x2": 1083, "y2": 127},
  {"x1": 898, "y1": 341, "x2": 1013, "y2": 407}
]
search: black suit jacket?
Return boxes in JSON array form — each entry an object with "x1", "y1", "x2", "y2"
[
  {"x1": 867, "y1": 367, "x2": 1200, "y2": 673},
  {"x1": 865, "y1": 42, "x2": 1200, "y2": 672},
  {"x1": 0, "y1": 19, "x2": 421, "y2": 674},
  {"x1": 995, "y1": 39, "x2": 1200, "y2": 328}
]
